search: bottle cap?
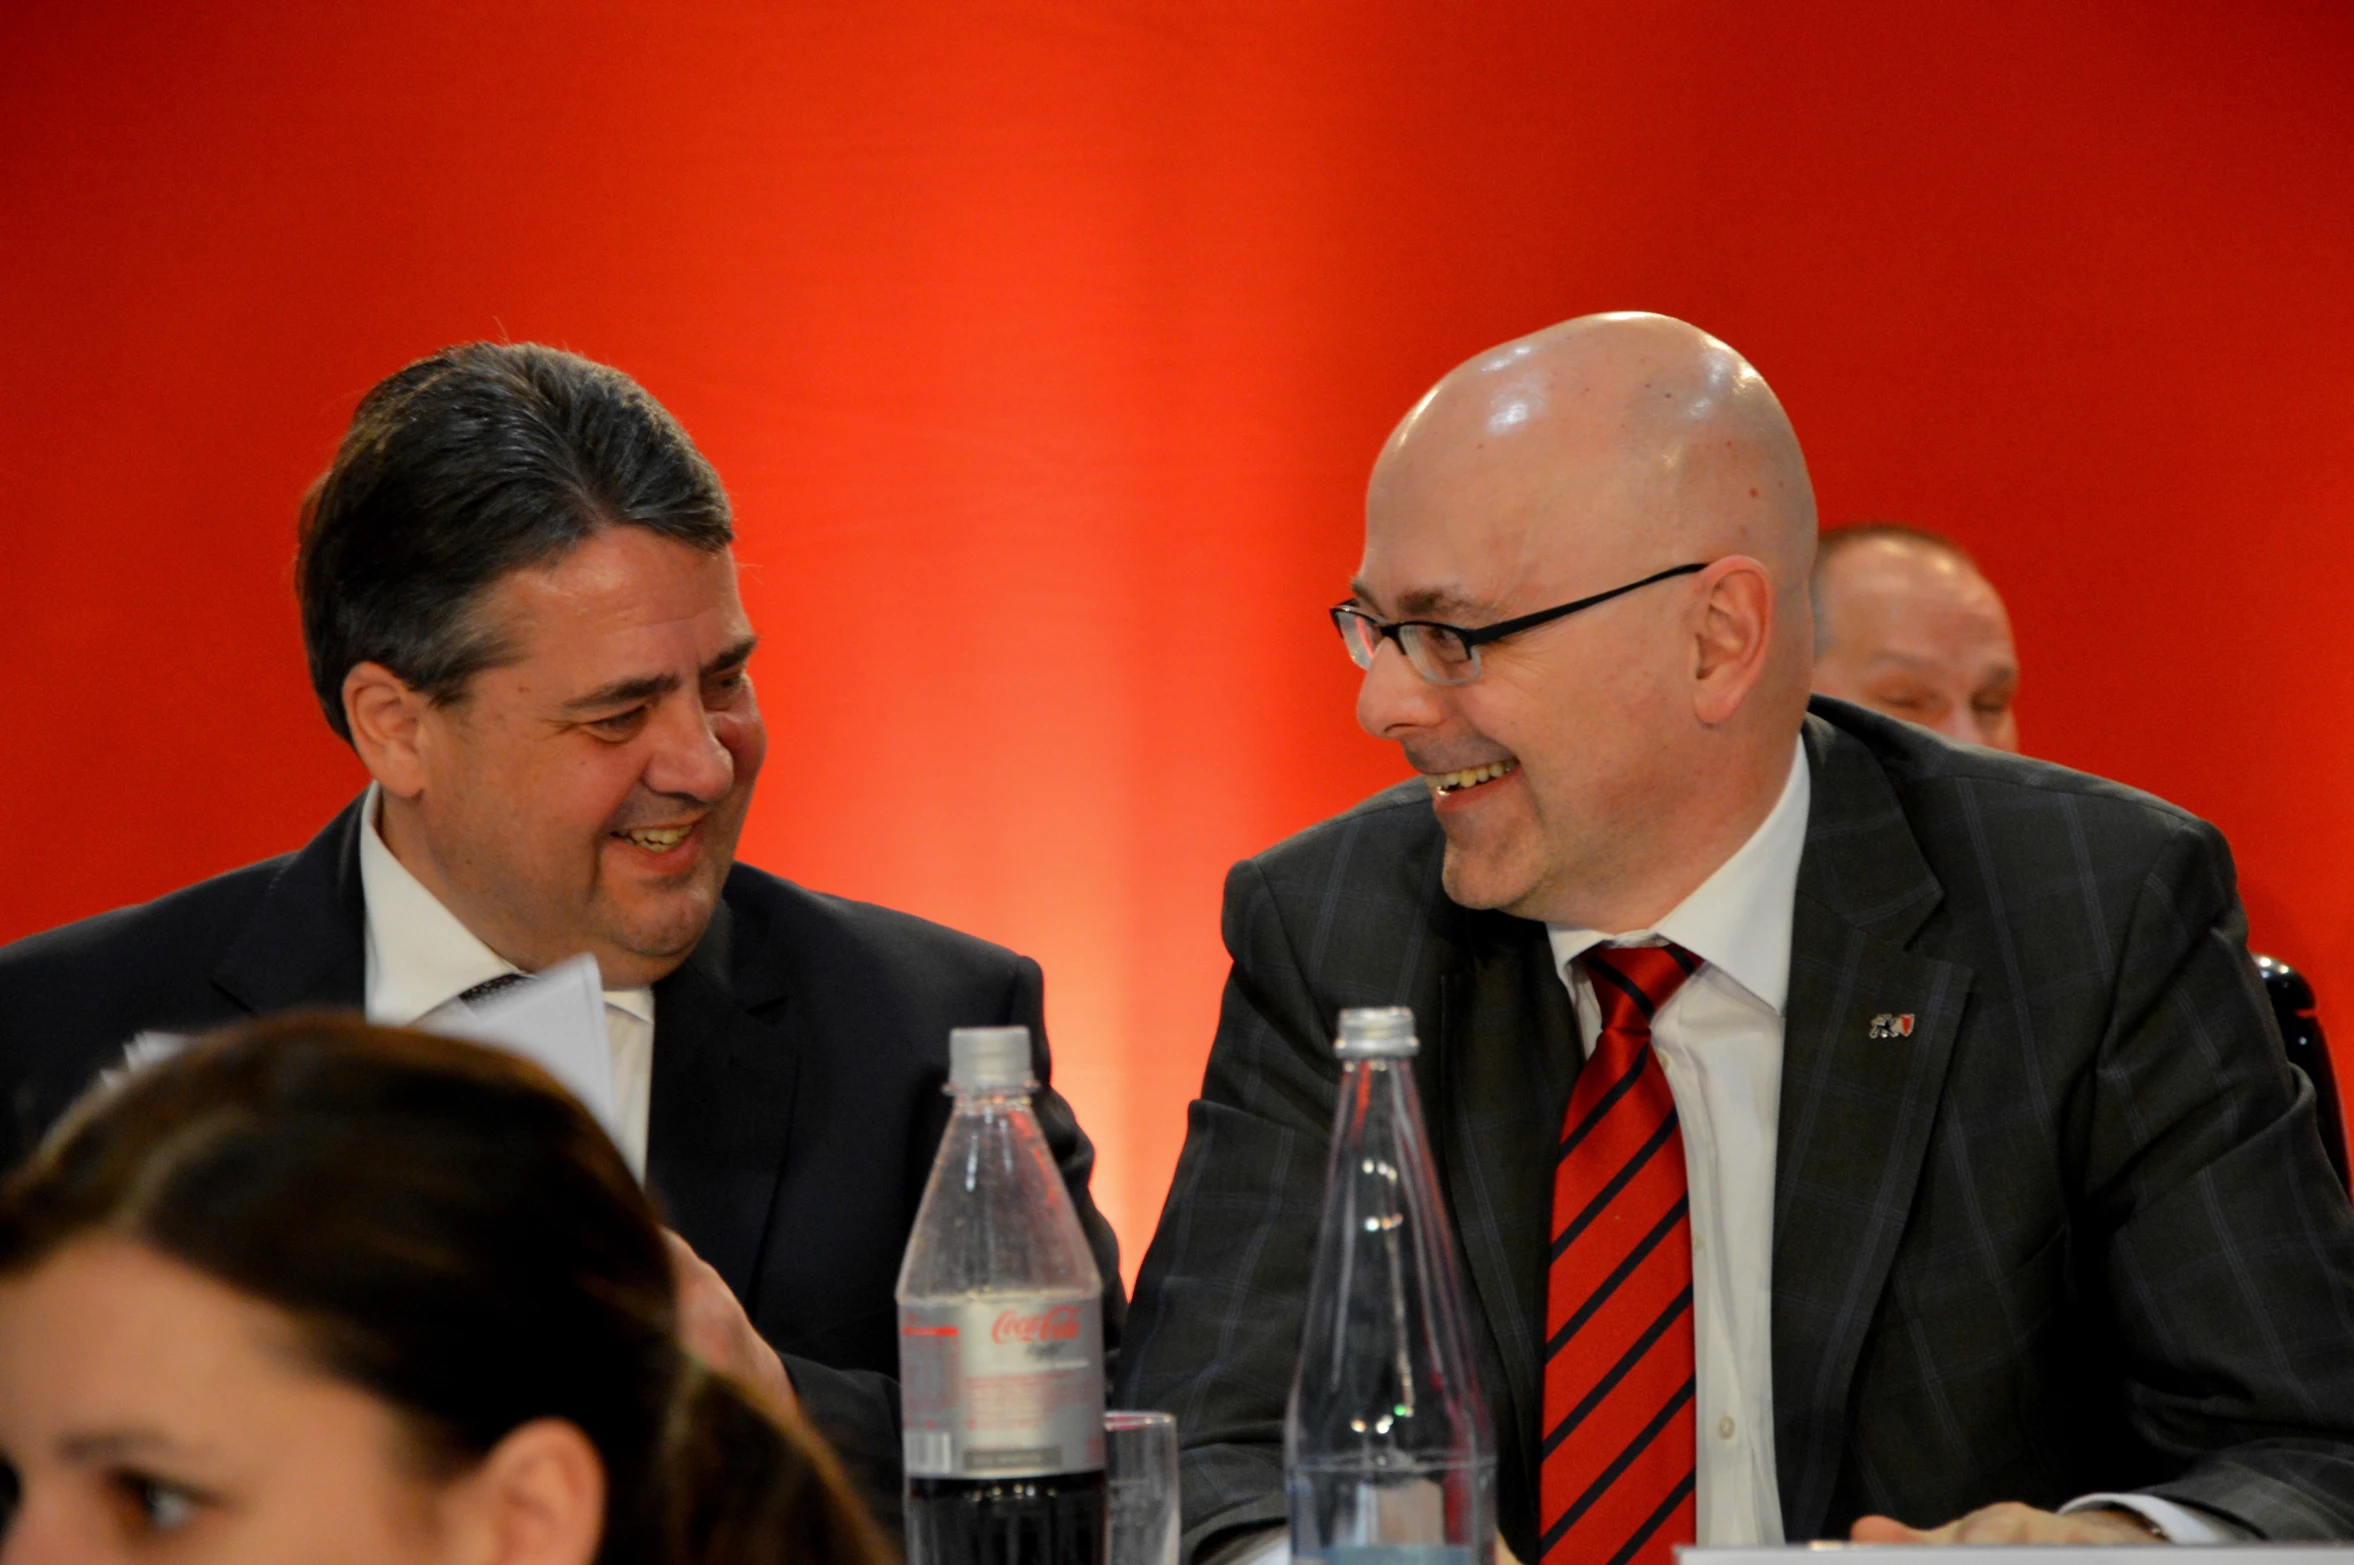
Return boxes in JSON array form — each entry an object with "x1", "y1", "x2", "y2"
[
  {"x1": 949, "y1": 1026, "x2": 1035, "y2": 1089},
  {"x1": 1334, "y1": 1006, "x2": 1419, "y2": 1059}
]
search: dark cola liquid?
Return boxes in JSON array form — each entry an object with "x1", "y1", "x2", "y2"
[{"x1": 906, "y1": 1470, "x2": 1107, "y2": 1565}]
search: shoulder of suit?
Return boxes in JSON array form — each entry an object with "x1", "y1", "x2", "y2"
[
  {"x1": 0, "y1": 851, "x2": 296, "y2": 986},
  {"x1": 1810, "y1": 696, "x2": 2221, "y2": 860},
  {"x1": 1235, "y1": 779, "x2": 1442, "y2": 895},
  {"x1": 719, "y1": 861, "x2": 1028, "y2": 978}
]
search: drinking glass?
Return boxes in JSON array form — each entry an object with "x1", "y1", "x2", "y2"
[{"x1": 1105, "y1": 1410, "x2": 1180, "y2": 1565}]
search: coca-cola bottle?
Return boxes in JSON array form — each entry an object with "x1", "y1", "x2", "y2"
[
  {"x1": 898, "y1": 1026, "x2": 1108, "y2": 1565},
  {"x1": 1287, "y1": 1006, "x2": 1495, "y2": 1565}
]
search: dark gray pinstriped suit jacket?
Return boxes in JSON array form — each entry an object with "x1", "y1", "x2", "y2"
[{"x1": 1114, "y1": 697, "x2": 2354, "y2": 1559}]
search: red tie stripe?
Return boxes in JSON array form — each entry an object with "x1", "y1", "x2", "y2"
[{"x1": 1540, "y1": 943, "x2": 1700, "y2": 1565}]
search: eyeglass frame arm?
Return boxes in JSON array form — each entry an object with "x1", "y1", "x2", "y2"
[{"x1": 1332, "y1": 560, "x2": 1709, "y2": 653}]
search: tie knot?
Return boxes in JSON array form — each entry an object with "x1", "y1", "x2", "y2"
[{"x1": 1577, "y1": 943, "x2": 1699, "y2": 1037}]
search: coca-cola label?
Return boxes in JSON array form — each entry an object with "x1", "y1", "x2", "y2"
[{"x1": 899, "y1": 1294, "x2": 1105, "y2": 1478}]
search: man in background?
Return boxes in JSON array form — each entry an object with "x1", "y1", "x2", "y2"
[
  {"x1": 0, "y1": 342, "x2": 1121, "y2": 1528},
  {"x1": 1808, "y1": 524, "x2": 2348, "y2": 1180},
  {"x1": 1808, "y1": 523, "x2": 2019, "y2": 750}
]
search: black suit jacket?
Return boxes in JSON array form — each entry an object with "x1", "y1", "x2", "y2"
[
  {"x1": 1113, "y1": 699, "x2": 2354, "y2": 1558},
  {"x1": 0, "y1": 795, "x2": 1125, "y2": 1533}
]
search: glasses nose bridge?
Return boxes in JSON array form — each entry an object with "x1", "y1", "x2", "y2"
[
  {"x1": 1336, "y1": 606, "x2": 1479, "y2": 686},
  {"x1": 1367, "y1": 621, "x2": 1415, "y2": 678},
  {"x1": 1362, "y1": 620, "x2": 1423, "y2": 683},
  {"x1": 1356, "y1": 622, "x2": 1452, "y2": 733}
]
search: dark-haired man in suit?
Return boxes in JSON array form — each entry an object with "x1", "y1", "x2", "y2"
[
  {"x1": 1114, "y1": 313, "x2": 2354, "y2": 1565},
  {"x1": 0, "y1": 342, "x2": 1121, "y2": 1528}
]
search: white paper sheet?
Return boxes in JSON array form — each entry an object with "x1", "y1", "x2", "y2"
[{"x1": 422, "y1": 954, "x2": 621, "y2": 1144}]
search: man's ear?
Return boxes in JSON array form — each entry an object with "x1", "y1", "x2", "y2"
[
  {"x1": 1688, "y1": 557, "x2": 1775, "y2": 727},
  {"x1": 343, "y1": 662, "x2": 431, "y2": 799},
  {"x1": 434, "y1": 1417, "x2": 606, "y2": 1565}
]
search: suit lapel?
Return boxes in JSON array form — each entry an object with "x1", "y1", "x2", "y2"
[
  {"x1": 646, "y1": 895, "x2": 801, "y2": 1305},
  {"x1": 209, "y1": 799, "x2": 802, "y2": 1307},
  {"x1": 1437, "y1": 906, "x2": 1580, "y2": 1519},
  {"x1": 1771, "y1": 715, "x2": 1973, "y2": 1538},
  {"x1": 212, "y1": 796, "x2": 371, "y2": 1015}
]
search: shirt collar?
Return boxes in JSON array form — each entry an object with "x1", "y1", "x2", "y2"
[
  {"x1": 356, "y1": 783, "x2": 654, "y2": 1026},
  {"x1": 358, "y1": 783, "x2": 517, "y2": 1025},
  {"x1": 1545, "y1": 735, "x2": 1811, "y2": 1015}
]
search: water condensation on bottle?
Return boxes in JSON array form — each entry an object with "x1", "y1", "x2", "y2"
[{"x1": 1286, "y1": 1007, "x2": 1496, "y2": 1565}]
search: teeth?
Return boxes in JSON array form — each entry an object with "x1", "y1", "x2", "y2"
[
  {"x1": 623, "y1": 826, "x2": 690, "y2": 850},
  {"x1": 1430, "y1": 759, "x2": 1518, "y2": 796}
]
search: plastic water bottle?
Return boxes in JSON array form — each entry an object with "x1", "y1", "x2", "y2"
[
  {"x1": 1287, "y1": 1007, "x2": 1496, "y2": 1565},
  {"x1": 898, "y1": 1026, "x2": 1108, "y2": 1565}
]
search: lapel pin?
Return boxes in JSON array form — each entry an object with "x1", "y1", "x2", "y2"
[{"x1": 1868, "y1": 1013, "x2": 1916, "y2": 1039}]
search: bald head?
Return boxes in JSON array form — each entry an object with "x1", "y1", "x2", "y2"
[
  {"x1": 1368, "y1": 311, "x2": 1817, "y2": 629},
  {"x1": 1351, "y1": 312, "x2": 1820, "y2": 930},
  {"x1": 1811, "y1": 526, "x2": 2020, "y2": 752}
]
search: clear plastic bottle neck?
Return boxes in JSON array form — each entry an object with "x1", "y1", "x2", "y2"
[{"x1": 947, "y1": 1084, "x2": 1037, "y2": 1117}]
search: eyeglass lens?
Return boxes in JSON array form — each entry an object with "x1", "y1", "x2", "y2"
[
  {"x1": 1333, "y1": 609, "x2": 1481, "y2": 686},
  {"x1": 1402, "y1": 624, "x2": 1476, "y2": 683}
]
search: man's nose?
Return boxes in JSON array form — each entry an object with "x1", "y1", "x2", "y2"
[
  {"x1": 643, "y1": 700, "x2": 736, "y2": 803},
  {"x1": 1356, "y1": 638, "x2": 1447, "y2": 740}
]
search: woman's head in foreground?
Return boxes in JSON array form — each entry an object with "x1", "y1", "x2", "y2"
[{"x1": 0, "y1": 1014, "x2": 884, "y2": 1565}]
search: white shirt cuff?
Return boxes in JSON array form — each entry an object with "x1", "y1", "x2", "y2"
[{"x1": 2061, "y1": 1492, "x2": 2254, "y2": 1543}]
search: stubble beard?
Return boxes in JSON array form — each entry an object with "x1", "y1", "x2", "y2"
[
  {"x1": 599, "y1": 871, "x2": 723, "y2": 964},
  {"x1": 592, "y1": 803, "x2": 747, "y2": 974},
  {"x1": 1436, "y1": 814, "x2": 1549, "y2": 915}
]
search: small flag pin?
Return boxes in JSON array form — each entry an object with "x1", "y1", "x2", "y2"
[{"x1": 1868, "y1": 1013, "x2": 1916, "y2": 1039}]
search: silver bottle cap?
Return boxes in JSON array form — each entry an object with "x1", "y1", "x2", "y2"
[
  {"x1": 949, "y1": 1026, "x2": 1035, "y2": 1089},
  {"x1": 1334, "y1": 1006, "x2": 1419, "y2": 1059}
]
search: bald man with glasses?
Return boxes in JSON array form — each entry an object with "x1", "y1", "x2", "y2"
[{"x1": 1114, "y1": 314, "x2": 2354, "y2": 1565}]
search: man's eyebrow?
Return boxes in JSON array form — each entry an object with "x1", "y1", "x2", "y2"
[
  {"x1": 1858, "y1": 649, "x2": 1941, "y2": 673},
  {"x1": 1344, "y1": 581, "x2": 1484, "y2": 621},
  {"x1": 703, "y1": 635, "x2": 758, "y2": 677},
  {"x1": 562, "y1": 672, "x2": 680, "y2": 714},
  {"x1": 1396, "y1": 588, "x2": 1484, "y2": 620},
  {"x1": 60, "y1": 1427, "x2": 203, "y2": 1463},
  {"x1": 560, "y1": 636, "x2": 759, "y2": 714}
]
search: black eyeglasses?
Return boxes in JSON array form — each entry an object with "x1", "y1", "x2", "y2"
[{"x1": 1331, "y1": 562, "x2": 1709, "y2": 686}]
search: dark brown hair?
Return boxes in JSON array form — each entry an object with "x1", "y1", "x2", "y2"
[
  {"x1": 0, "y1": 1014, "x2": 887, "y2": 1565},
  {"x1": 295, "y1": 341, "x2": 734, "y2": 742}
]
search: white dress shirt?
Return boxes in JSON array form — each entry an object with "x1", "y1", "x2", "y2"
[
  {"x1": 1204, "y1": 733, "x2": 2229, "y2": 1565},
  {"x1": 1546, "y1": 738, "x2": 1808, "y2": 1547},
  {"x1": 1544, "y1": 740, "x2": 2237, "y2": 1547},
  {"x1": 355, "y1": 784, "x2": 656, "y2": 1176},
  {"x1": 1209, "y1": 738, "x2": 2230, "y2": 1565}
]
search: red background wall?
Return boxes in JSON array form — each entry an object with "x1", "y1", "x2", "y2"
[{"x1": 5, "y1": 2, "x2": 2351, "y2": 1279}]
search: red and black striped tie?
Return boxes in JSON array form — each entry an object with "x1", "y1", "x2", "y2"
[{"x1": 1540, "y1": 942, "x2": 1700, "y2": 1565}]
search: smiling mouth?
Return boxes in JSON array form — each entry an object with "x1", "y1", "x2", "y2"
[
  {"x1": 1427, "y1": 759, "x2": 1518, "y2": 797},
  {"x1": 616, "y1": 824, "x2": 695, "y2": 852}
]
